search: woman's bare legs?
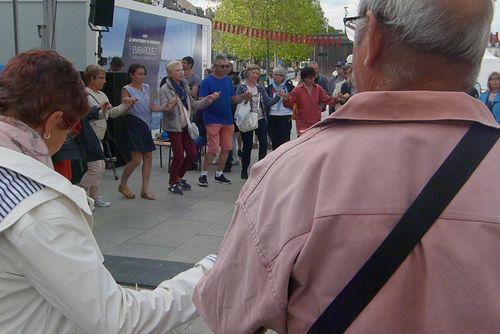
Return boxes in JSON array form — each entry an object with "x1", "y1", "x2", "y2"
[
  {"x1": 118, "y1": 151, "x2": 142, "y2": 199},
  {"x1": 140, "y1": 151, "x2": 155, "y2": 200}
]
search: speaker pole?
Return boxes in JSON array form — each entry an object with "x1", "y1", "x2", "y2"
[
  {"x1": 41, "y1": 0, "x2": 56, "y2": 50},
  {"x1": 88, "y1": 23, "x2": 109, "y2": 65},
  {"x1": 12, "y1": 0, "x2": 19, "y2": 55},
  {"x1": 97, "y1": 31, "x2": 104, "y2": 66}
]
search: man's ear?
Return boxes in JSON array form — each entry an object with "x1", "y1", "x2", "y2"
[
  {"x1": 364, "y1": 11, "x2": 384, "y2": 68},
  {"x1": 43, "y1": 111, "x2": 64, "y2": 136}
]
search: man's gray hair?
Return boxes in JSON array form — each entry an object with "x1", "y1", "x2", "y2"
[
  {"x1": 166, "y1": 60, "x2": 182, "y2": 75},
  {"x1": 356, "y1": 0, "x2": 494, "y2": 86},
  {"x1": 215, "y1": 54, "x2": 228, "y2": 63}
]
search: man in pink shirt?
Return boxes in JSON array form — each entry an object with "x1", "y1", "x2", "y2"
[
  {"x1": 283, "y1": 67, "x2": 337, "y2": 136},
  {"x1": 194, "y1": 0, "x2": 500, "y2": 333}
]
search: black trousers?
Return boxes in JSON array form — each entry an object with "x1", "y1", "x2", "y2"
[
  {"x1": 267, "y1": 115, "x2": 292, "y2": 150},
  {"x1": 241, "y1": 118, "x2": 268, "y2": 171}
]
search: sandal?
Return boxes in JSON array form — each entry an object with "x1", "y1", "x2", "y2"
[
  {"x1": 140, "y1": 192, "x2": 156, "y2": 200},
  {"x1": 118, "y1": 185, "x2": 135, "y2": 199}
]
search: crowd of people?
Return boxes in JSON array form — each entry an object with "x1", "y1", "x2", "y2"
[
  {"x1": 0, "y1": 0, "x2": 499, "y2": 333},
  {"x1": 47, "y1": 53, "x2": 353, "y2": 200}
]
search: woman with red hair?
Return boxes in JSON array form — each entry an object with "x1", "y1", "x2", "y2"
[{"x1": 0, "y1": 49, "x2": 216, "y2": 333}]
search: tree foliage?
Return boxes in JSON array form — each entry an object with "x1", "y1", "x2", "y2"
[{"x1": 212, "y1": 0, "x2": 328, "y2": 62}]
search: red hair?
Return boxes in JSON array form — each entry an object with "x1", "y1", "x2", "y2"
[{"x1": 0, "y1": 49, "x2": 89, "y2": 129}]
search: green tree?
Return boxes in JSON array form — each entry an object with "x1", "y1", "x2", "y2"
[{"x1": 212, "y1": 0, "x2": 328, "y2": 62}]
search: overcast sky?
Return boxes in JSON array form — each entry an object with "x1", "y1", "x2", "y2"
[{"x1": 189, "y1": 0, "x2": 500, "y2": 32}]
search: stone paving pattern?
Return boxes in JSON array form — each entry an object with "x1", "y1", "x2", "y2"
[
  {"x1": 93, "y1": 150, "x2": 245, "y2": 333},
  {"x1": 92, "y1": 116, "x2": 313, "y2": 332}
]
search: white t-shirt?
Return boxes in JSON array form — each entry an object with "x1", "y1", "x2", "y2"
[{"x1": 247, "y1": 85, "x2": 264, "y2": 120}]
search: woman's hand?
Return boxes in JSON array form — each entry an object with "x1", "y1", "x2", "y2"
[
  {"x1": 243, "y1": 91, "x2": 252, "y2": 102},
  {"x1": 206, "y1": 92, "x2": 220, "y2": 103},
  {"x1": 100, "y1": 102, "x2": 112, "y2": 114},
  {"x1": 123, "y1": 97, "x2": 136, "y2": 108},
  {"x1": 162, "y1": 97, "x2": 178, "y2": 111}
]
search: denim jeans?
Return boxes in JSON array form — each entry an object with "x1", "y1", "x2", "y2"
[{"x1": 241, "y1": 118, "x2": 268, "y2": 171}]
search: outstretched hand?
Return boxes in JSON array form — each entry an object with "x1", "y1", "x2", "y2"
[
  {"x1": 123, "y1": 97, "x2": 136, "y2": 107},
  {"x1": 243, "y1": 91, "x2": 252, "y2": 102},
  {"x1": 207, "y1": 92, "x2": 220, "y2": 103}
]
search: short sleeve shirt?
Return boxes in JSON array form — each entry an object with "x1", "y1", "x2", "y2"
[
  {"x1": 185, "y1": 73, "x2": 201, "y2": 90},
  {"x1": 199, "y1": 75, "x2": 235, "y2": 125}
]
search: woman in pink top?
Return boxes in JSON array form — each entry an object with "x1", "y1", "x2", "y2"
[{"x1": 283, "y1": 67, "x2": 337, "y2": 136}]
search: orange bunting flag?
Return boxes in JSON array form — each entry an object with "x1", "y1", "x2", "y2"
[{"x1": 212, "y1": 21, "x2": 342, "y2": 47}]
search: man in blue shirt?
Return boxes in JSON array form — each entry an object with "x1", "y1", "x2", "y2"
[{"x1": 198, "y1": 55, "x2": 249, "y2": 186}]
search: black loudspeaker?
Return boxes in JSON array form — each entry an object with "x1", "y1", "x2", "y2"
[
  {"x1": 89, "y1": 0, "x2": 115, "y2": 27},
  {"x1": 102, "y1": 72, "x2": 128, "y2": 106}
]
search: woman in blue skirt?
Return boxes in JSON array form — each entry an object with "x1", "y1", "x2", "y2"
[{"x1": 118, "y1": 64, "x2": 165, "y2": 200}]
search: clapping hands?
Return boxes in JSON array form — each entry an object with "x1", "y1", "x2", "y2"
[
  {"x1": 280, "y1": 91, "x2": 291, "y2": 101},
  {"x1": 100, "y1": 102, "x2": 112, "y2": 114},
  {"x1": 165, "y1": 97, "x2": 178, "y2": 110},
  {"x1": 277, "y1": 90, "x2": 289, "y2": 100}
]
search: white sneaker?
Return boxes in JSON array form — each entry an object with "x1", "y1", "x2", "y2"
[{"x1": 94, "y1": 196, "x2": 111, "y2": 207}]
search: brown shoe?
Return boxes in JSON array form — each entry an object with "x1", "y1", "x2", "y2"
[{"x1": 118, "y1": 184, "x2": 135, "y2": 199}]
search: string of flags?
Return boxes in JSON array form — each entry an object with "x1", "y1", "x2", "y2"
[{"x1": 213, "y1": 21, "x2": 342, "y2": 47}]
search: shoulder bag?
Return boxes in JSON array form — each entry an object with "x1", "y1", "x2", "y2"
[
  {"x1": 180, "y1": 102, "x2": 199, "y2": 139},
  {"x1": 235, "y1": 87, "x2": 259, "y2": 133}
]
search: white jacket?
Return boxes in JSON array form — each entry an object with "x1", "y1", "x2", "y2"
[
  {"x1": 0, "y1": 147, "x2": 214, "y2": 334},
  {"x1": 86, "y1": 88, "x2": 128, "y2": 140}
]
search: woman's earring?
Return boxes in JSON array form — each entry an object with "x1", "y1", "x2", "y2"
[{"x1": 43, "y1": 133, "x2": 51, "y2": 139}]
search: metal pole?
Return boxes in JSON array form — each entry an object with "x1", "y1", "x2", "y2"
[
  {"x1": 12, "y1": 0, "x2": 19, "y2": 55},
  {"x1": 266, "y1": 10, "x2": 270, "y2": 73},
  {"x1": 41, "y1": 0, "x2": 55, "y2": 49}
]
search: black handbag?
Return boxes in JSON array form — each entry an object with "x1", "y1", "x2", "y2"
[{"x1": 308, "y1": 123, "x2": 499, "y2": 334}]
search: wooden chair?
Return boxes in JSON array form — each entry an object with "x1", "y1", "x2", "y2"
[{"x1": 153, "y1": 139, "x2": 172, "y2": 170}]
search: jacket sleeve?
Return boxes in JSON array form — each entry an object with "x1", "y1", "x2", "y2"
[
  {"x1": 283, "y1": 87, "x2": 299, "y2": 108},
  {"x1": 107, "y1": 104, "x2": 127, "y2": 119},
  {"x1": 192, "y1": 96, "x2": 211, "y2": 112},
  {"x1": 159, "y1": 85, "x2": 177, "y2": 113},
  {"x1": 259, "y1": 85, "x2": 280, "y2": 108},
  {"x1": 319, "y1": 85, "x2": 337, "y2": 105},
  {"x1": 234, "y1": 83, "x2": 246, "y2": 96},
  {"x1": 193, "y1": 201, "x2": 295, "y2": 333},
  {"x1": 5, "y1": 205, "x2": 215, "y2": 334}
]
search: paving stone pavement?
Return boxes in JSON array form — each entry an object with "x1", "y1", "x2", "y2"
[
  {"x1": 91, "y1": 116, "x2": 322, "y2": 333},
  {"x1": 93, "y1": 149, "x2": 249, "y2": 333}
]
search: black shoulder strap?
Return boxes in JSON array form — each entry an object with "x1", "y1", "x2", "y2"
[{"x1": 308, "y1": 123, "x2": 499, "y2": 334}]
